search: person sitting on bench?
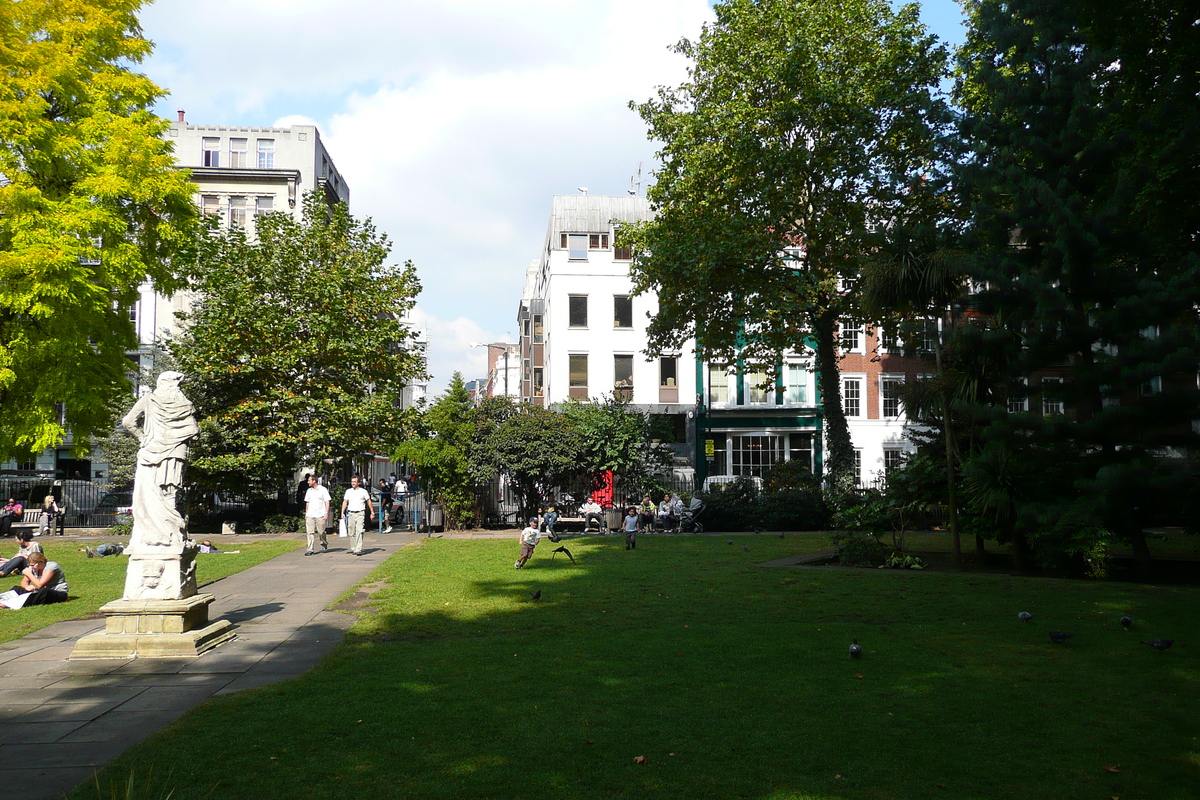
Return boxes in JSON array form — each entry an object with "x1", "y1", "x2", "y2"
[{"x1": 580, "y1": 498, "x2": 603, "y2": 532}]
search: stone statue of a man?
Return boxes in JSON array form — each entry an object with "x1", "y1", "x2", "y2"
[{"x1": 120, "y1": 371, "x2": 200, "y2": 600}]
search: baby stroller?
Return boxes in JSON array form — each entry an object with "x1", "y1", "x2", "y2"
[{"x1": 679, "y1": 497, "x2": 706, "y2": 533}]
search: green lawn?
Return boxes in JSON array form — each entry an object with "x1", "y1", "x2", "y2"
[
  {"x1": 0, "y1": 539, "x2": 301, "y2": 645},
  {"x1": 74, "y1": 535, "x2": 1198, "y2": 800}
]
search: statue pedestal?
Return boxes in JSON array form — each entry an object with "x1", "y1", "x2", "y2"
[{"x1": 70, "y1": 594, "x2": 235, "y2": 659}]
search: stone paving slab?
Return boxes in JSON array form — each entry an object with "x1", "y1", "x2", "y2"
[{"x1": 0, "y1": 531, "x2": 418, "y2": 800}]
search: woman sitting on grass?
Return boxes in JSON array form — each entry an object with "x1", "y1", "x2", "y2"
[
  {"x1": 0, "y1": 530, "x2": 42, "y2": 577},
  {"x1": 0, "y1": 552, "x2": 69, "y2": 609}
]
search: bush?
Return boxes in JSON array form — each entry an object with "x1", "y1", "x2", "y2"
[
  {"x1": 759, "y1": 488, "x2": 829, "y2": 531},
  {"x1": 696, "y1": 477, "x2": 761, "y2": 531},
  {"x1": 831, "y1": 531, "x2": 887, "y2": 566},
  {"x1": 245, "y1": 514, "x2": 301, "y2": 534}
]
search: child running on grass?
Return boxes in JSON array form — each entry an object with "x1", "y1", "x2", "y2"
[
  {"x1": 623, "y1": 507, "x2": 639, "y2": 550},
  {"x1": 515, "y1": 517, "x2": 540, "y2": 569}
]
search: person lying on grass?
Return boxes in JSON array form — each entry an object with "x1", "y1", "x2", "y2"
[
  {"x1": 0, "y1": 530, "x2": 42, "y2": 577},
  {"x1": 80, "y1": 543, "x2": 125, "y2": 558},
  {"x1": 0, "y1": 552, "x2": 69, "y2": 609}
]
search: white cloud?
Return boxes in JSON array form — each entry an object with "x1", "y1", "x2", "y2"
[{"x1": 138, "y1": 1, "x2": 715, "y2": 394}]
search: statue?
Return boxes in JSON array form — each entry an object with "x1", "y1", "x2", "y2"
[{"x1": 120, "y1": 371, "x2": 200, "y2": 600}]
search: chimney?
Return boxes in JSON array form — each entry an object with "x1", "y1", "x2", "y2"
[{"x1": 177, "y1": 109, "x2": 185, "y2": 122}]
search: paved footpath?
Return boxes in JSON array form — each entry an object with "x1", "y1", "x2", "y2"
[{"x1": 0, "y1": 532, "x2": 420, "y2": 800}]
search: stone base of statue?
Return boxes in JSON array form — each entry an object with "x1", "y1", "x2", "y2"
[{"x1": 70, "y1": 593, "x2": 235, "y2": 659}]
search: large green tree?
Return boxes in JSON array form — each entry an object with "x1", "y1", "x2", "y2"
[
  {"x1": 955, "y1": 0, "x2": 1200, "y2": 574},
  {"x1": 393, "y1": 373, "x2": 477, "y2": 529},
  {"x1": 625, "y1": 0, "x2": 950, "y2": 490},
  {"x1": 0, "y1": 0, "x2": 196, "y2": 458},
  {"x1": 169, "y1": 193, "x2": 423, "y2": 506}
]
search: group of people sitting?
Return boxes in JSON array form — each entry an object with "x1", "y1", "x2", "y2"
[
  {"x1": 0, "y1": 530, "x2": 69, "y2": 609},
  {"x1": 639, "y1": 493, "x2": 683, "y2": 533},
  {"x1": 0, "y1": 495, "x2": 66, "y2": 538}
]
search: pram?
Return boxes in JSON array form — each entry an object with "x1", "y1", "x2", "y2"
[{"x1": 679, "y1": 497, "x2": 706, "y2": 533}]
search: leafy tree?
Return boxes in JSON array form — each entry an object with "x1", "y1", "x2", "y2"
[
  {"x1": 470, "y1": 402, "x2": 586, "y2": 522},
  {"x1": 0, "y1": 0, "x2": 196, "y2": 458},
  {"x1": 560, "y1": 394, "x2": 670, "y2": 499},
  {"x1": 393, "y1": 373, "x2": 477, "y2": 529},
  {"x1": 169, "y1": 193, "x2": 423, "y2": 507},
  {"x1": 626, "y1": 0, "x2": 950, "y2": 491},
  {"x1": 955, "y1": 0, "x2": 1200, "y2": 575}
]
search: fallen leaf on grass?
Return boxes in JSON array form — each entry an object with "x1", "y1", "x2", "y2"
[
  {"x1": 835, "y1": 774, "x2": 842, "y2": 779},
  {"x1": 634, "y1": 756, "x2": 647, "y2": 764},
  {"x1": 855, "y1": 674, "x2": 863, "y2": 679},
  {"x1": 1105, "y1": 765, "x2": 1121, "y2": 773},
  {"x1": 585, "y1": 740, "x2": 593, "y2": 745},
  {"x1": 668, "y1": 752, "x2": 676, "y2": 756}
]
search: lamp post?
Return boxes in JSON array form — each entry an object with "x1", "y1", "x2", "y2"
[{"x1": 469, "y1": 339, "x2": 516, "y2": 398}]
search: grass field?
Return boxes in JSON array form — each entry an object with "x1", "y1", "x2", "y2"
[
  {"x1": 0, "y1": 538, "x2": 302, "y2": 645},
  {"x1": 73, "y1": 534, "x2": 1198, "y2": 800}
]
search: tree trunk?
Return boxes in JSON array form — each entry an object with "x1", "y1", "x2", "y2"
[
  {"x1": 975, "y1": 533, "x2": 987, "y2": 558},
  {"x1": 1127, "y1": 528, "x2": 1153, "y2": 581},
  {"x1": 811, "y1": 309, "x2": 854, "y2": 494}
]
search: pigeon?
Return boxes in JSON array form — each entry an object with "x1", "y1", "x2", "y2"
[
  {"x1": 1140, "y1": 639, "x2": 1174, "y2": 651},
  {"x1": 551, "y1": 546, "x2": 575, "y2": 564},
  {"x1": 1119, "y1": 615, "x2": 1132, "y2": 629},
  {"x1": 779, "y1": 531, "x2": 785, "y2": 539},
  {"x1": 742, "y1": 544, "x2": 748, "y2": 552},
  {"x1": 1049, "y1": 631, "x2": 1077, "y2": 644},
  {"x1": 753, "y1": 527, "x2": 762, "y2": 535},
  {"x1": 728, "y1": 540, "x2": 733, "y2": 545},
  {"x1": 849, "y1": 639, "x2": 862, "y2": 659},
  {"x1": 1018, "y1": 611, "x2": 1033, "y2": 622},
  {"x1": 530, "y1": 590, "x2": 541, "y2": 602}
]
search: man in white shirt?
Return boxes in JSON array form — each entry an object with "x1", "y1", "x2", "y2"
[
  {"x1": 304, "y1": 475, "x2": 332, "y2": 556},
  {"x1": 340, "y1": 475, "x2": 374, "y2": 556},
  {"x1": 581, "y1": 498, "x2": 603, "y2": 533}
]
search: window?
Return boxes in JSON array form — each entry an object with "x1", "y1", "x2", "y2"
[
  {"x1": 785, "y1": 363, "x2": 808, "y2": 404},
  {"x1": 229, "y1": 196, "x2": 247, "y2": 228},
  {"x1": 843, "y1": 377, "x2": 863, "y2": 417},
  {"x1": 883, "y1": 449, "x2": 906, "y2": 474},
  {"x1": 880, "y1": 328, "x2": 900, "y2": 352},
  {"x1": 614, "y1": 355, "x2": 634, "y2": 399},
  {"x1": 732, "y1": 435, "x2": 783, "y2": 477},
  {"x1": 201, "y1": 195, "x2": 220, "y2": 219},
  {"x1": 532, "y1": 367, "x2": 544, "y2": 397},
  {"x1": 788, "y1": 433, "x2": 814, "y2": 471},
  {"x1": 1140, "y1": 376, "x2": 1162, "y2": 397},
  {"x1": 589, "y1": 233, "x2": 609, "y2": 249},
  {"x1": 229, "y1": 138, "x2": 248, "y2": 168},
  {"x1": 533, "y1": 315, "x2": 544, "y2": 343},
  {"x1": 839, "y1": 319, "x2": 863, "y2": 352},
  {"x1": 880, "y1": 375, "x2": 904, "y2": 418},
  {"x1": 613, "y1": 295, "x2": 632, "y2": 329},
  {"x1": 1007, "y1": 378, "x2": 1029, "y2": 413},
  {"x1": 1041, "y1": 377, "x2": 1064, "y2": 416},
  {"x1": 566, "y1": 234, "x2": 588, "y2": 259},
  {"x1": 659, "y1": 357, "x2": 677, "y2": 388},
  {"x1": 852, "y1": 449, "x2": 863, "y2": 486},
  {"x1": 127, "y1": 303, "x2": 138, "y2": 325},
  {"x1": 569, "y1": 354, "x2": 588, "y2": 399},
  {"x1": 256, "y1": 139, "x2": 274, "y2": 169},
  {"x1": 921, "y1": 319, "x2": 940, "y2": 353},
  {"x1": 522, "y1": 319, "x2": 531, "y2": 340},
  {"x1": 568, "y1": 295, "x2": 588, "y2": 327},
  {"x1": 704, "y1": 435, "x2": 728, "y2": 476},
  {"x1": 746, "y1": 370, "x2": 771, "y2": 404},
  {"x1": 255, "y1": 196, "x2": 274, "y2": 218},
  {"x1": 202, "y1": 137, "x2": 220, "y2": 167},
  {"x1": 614, "y1": 244, "x2": 633, "y2": 260},
  {"x1": 709, "y1": 365, "x2": 730, "y2": 405}
]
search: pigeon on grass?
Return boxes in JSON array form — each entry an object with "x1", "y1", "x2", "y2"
[
  {"x1": 1120, "y1": 615, "x2": 1132, "y2": 629},
  {"x1": 530, "y1": 590, "x2": 542, "y2": 602},
  {"x1": 1018, "y1": 611, "x2": 1033, "y2": 622},
  {"x1": 1049, "y1": 631, "x2": 1077, "y2": 644},
  {"x1": 849, "y1": 639, "x2": 862, "y2": 659},
  {"x1": 1140, "y1": 639, "x2": 1174, "y2": 651},
  {"x1": 551, "y1": 546, "x2": 576, "y2": 564}
]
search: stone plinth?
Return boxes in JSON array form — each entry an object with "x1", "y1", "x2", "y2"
[{"x1": 70, "y1": 593, "x2": 235, "y2": 659}]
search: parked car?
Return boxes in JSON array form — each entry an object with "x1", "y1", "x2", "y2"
[{"x1": 95, "y1": 491, "x2": 134, "y2": 518}]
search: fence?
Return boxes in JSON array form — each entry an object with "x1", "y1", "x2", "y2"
[{"x1": 0, "y1": 477, "x2": 110, "y2": 529}]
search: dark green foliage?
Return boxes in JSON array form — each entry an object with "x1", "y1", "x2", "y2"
[
  {"x1": 758, "y1": 488, "x2": 829, "y2": 532},
  {"x1": 698, "y1": 476, "x2": 828, "y2": 532},
  {"x1": 831, "y1": 530, "x2": 888, "y2": 566},
  {"x1": 394, "y1": 373, "x2": 477, "y2": 529}
]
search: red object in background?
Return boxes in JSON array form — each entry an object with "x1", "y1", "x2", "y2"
[{"x1": 592, "y1": 470, "x2": 614, "y2": 508}]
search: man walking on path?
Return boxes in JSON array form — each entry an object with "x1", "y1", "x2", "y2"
[
  {"x1": 341, "y1": 475, "x2": 374, "y2": 556},
  {"x1": 304, "y1": 475, "x2": 331, "y2": 556}
]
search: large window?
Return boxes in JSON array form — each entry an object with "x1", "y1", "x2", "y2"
[
  {"x1": 843, "y1": 377, "x2": 863, "y2": 417},
  {"x1": 880, "y1": 328, "x2": 900, "y2": 352},
  {"x1": 614, "y1": 355, "x2": 634, "y2": 399},
  {"x1": 613, "y1": 295, "x2": 633, "y2": 329},
  {"x1": 533, "y1": 315, "x2": 544, "y2": 343},
  {"x1": 880, "y1": 375, "x2": 904, "y2": 418},
  {"x1": 732, "y1": 435, "x2": 783, "y2": 477},
  {"x1": 229, "y1": 138, "x2": 248, "y2": 168},
  {"x1": 228, "y1": 196, "x2": 247, "y2": 228},
  {"x1": 1041, "y1": 376, "x2": 1064, "y2": 415},
  {"x1": 839, "y1": 319, "x2": 863, "y2": 352},
  {"x1": 532, "y1": 367, "x2": 544, "y2": 397},
  {"x1": 746, "y1": 370, "x2": 771, "y2": 405},
  {"x1": 659, "y1": 356, "x2": 678, "y2": 403},
  {"x1": 853, "y1": 449, "x2": 863, "y2": 485},
  {"x1": 921, "y1": 319, "x2": 940, "y2": 353},
  {"x1": 201, "y1": 195, "x2": 220, "y2": 219},
  {"x1": 569, "y1": 354, "x2": 588, "y2": 399},
  {"x1": 1007, "y1": 378, "x2": 1029, "y2": 413},
  {"x1": 256, "y1": 139, "x2": 274, "y2": 168},
  {"x1": 568, "y1": 295, "x2": 588, "y2": 328},
  {"x1": 883, "y1": 449, "x2": 906, "y2": 474},
  {"x1": 202, "y1": 137, "x2": 220, "y2": 167},
  {"x1": 785, "y1": 363, "x2": 808, "y2": 404},
  {"x1": 566, "y1": 234, "x2": 588, "y2": 259},
  {"x1": 709, "y1": 365, "x2": 730, "y2": 405},
  {"x1": 255, "y1": 196, "x2": 273, "y2": 218},
  {"x1": 788, "y1": 433, "x2": 814, "y2": 472}
]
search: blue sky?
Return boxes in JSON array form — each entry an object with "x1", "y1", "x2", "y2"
[{"x1": 139, "y1": 0, "x2": 966, "y2": 396}]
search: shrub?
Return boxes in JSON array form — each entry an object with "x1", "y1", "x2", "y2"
[
  {"x1": 831, "y1": 531, "x2": 887, "y2": 566},
  {"x1": 759, "y1": 488, "x2": 829, "y2": 531},
  {"x1": 245, "y1": 514, "x2": 301, "y2": 534}
]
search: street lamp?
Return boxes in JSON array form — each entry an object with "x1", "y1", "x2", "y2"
[{"x1": 469, "y1": 340, "x2": 516, "y2": 398}]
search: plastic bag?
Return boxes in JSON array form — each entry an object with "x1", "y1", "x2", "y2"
[{"x1": 338, "y1": 516, "x2": 348, "y2": 538}]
